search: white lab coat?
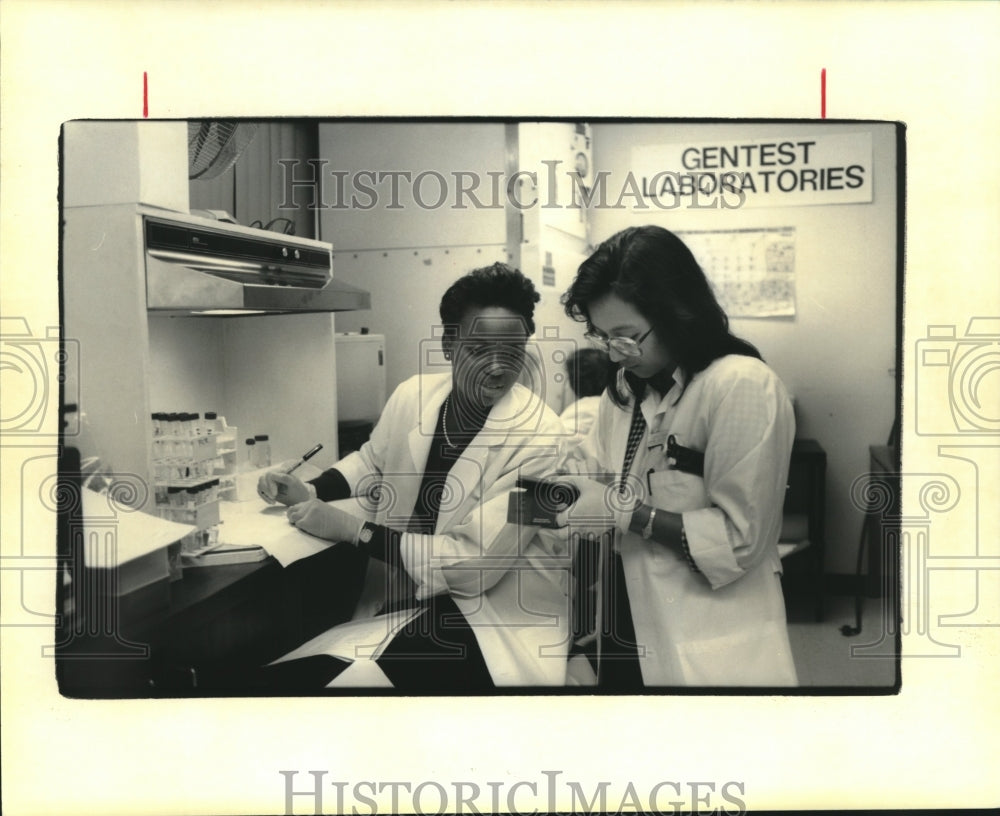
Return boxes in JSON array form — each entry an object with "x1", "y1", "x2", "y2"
[
  {"x1": 334, "y1": 373, "x2": 571, "y2": 686},
  {"x1": 559, "y1": 395, "x2": 602, "y2": 446},
  {"x1": 575, "y1": 355, "x2": 799, "y2": 686}
]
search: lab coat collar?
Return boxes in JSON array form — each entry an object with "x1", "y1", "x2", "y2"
[
  {"x1": 406, "y1": 374, "x2": 543, "y2": 533},
  {"x1": 413, "y1": 373, "x2": 539, "y2": 445},
  {"x1": 640, "y1": 367, "x2": 686, "y2": 421},
  {"x1": 409, "y1": 374, "x2": 543, "y2": 468}
]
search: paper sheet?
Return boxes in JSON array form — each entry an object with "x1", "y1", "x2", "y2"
[
  {"x1": 217, "y1": 500, "x2": 327, "y2": 567},
  {"x1": 325, "y1": 659, "x2": 395, "y2": 688},
  {"x1": 269, "y1": 607, "x2": 425, "y2": 664},
  {"x1": 81, "y1": 488, "x2": 196, "y2": 568},
  {"x1": 218, "y1": 494, "x2": 373, "y2": 568}
]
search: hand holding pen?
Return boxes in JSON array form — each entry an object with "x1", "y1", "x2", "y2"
[{"x1": 256, "y1": 443, "x2": 323, "y2": 506}]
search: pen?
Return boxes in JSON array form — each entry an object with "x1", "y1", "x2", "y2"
[
  {"x1": 272, "y1": 443, "x2": 324, "y2": 499},
  {"x1": 284, "y1": 443, "x2": 323, "y2": 476}
]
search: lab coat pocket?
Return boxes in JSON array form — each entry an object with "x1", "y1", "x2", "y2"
[{"x1": 648, "y1": 469, "x2": 710, "y2": 514}]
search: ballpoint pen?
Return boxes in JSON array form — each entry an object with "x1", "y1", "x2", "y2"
[
  {"x1": 274, "y1": 443, "x2": 323, "y2": 497},
  {"x1": 283, "y1": 443, "x2": 324, "y2": 476}
]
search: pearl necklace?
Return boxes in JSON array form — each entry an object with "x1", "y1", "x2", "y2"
[{"x1": 441, "y1": 395, "x2": 456, "y2": 447}]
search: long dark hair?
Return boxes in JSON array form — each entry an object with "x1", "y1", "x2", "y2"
[{"x1": 562, "y1": 225, "x2": 761, "y2": 407}]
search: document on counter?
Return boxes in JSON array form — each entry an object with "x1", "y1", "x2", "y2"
[
  {"x1": 268, "y1": 606, "x2": 425, "y2": 664},
  {"x1": 218, "y1": 496, "x2": 372, "y2": 568},
  {"x1": 81, "y1": 488, "x2": 195, "y2": 568}
]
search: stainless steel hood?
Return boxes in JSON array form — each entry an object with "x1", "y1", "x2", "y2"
[{"x1": 142, "y1": 210, "x2": 370, "y2": 315}]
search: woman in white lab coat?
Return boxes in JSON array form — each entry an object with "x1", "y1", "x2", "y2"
[
  {"x1": 558, "y1": 225, "x2": 798, "y2": 689},
  {"x1": 257, "y1": 263, "x2": 570, "y2": 690}
]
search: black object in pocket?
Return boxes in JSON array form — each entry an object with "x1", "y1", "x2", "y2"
[{"x1": 666, "y1": 434, "x2": 704, "y2": 477}]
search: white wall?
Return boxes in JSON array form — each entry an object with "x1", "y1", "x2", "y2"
[
  {"x1": 63, "y1": 120, "x2": 189, "y2": 211},
  {"x1": 589, "y1": 122, "x2": 899, "y2": 574},
  {"x1": 147, "y1": 313, "x2": 341, "y2": 468},
  {"x1": 516, "y1": 122, "x2": 598, "y2": 413},
  {"x1": 318, "y1": 122, "x2": 512, "y2": 395},
  {"x1": 314, "y1": 120, "x2": 899, "y2": 574},
  {"x1": 317, "y1": 122, "x2": 596, "y2": 412},
  {"x1": 147, "y1": 317, "x2": 226, "y2": 413}
]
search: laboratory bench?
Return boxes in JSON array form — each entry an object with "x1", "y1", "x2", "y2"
[
  {"x1": 57, "y1": 440, "x2": 830, "y2": 695},
  {"x1": 56, "y1": 544, "x2": 365, "y2": 697}
]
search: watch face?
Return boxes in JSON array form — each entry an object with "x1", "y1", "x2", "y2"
[{"x1": 358, "y1": 524, "x2": 374, "y2": 544}]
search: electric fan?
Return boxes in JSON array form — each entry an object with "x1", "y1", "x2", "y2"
[{"x1": 187, "y1": 121, "x2": 259, "y2": 180}]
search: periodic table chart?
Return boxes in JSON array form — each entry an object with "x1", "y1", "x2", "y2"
[{"x1": 676, "y1": 226, "x2": 797, "y2": 318}]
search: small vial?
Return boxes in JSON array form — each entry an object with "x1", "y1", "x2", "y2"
[
  {"x1": 242, "y1": 438, "x2": 256, "y2": 472},
  {"x1": 204, "y1": 411, "x2": 218, "y2": 435},
  {"x1": 180, "y1": 434, "x2": 193, "y2": 466},
  {"x1": 253, "y1": 434, "x2": 271, "y2": 468}
]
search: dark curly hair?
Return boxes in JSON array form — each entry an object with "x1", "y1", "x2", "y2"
[
  {"x1": 440, "y1": 262, "x2": 539, "y2": 337},
  {"x1": 565, "y1": 347, "x2": 611, "y2": 399},
  {"x1": 562, "y1": 225, "x2": 761, "y2": 407}
]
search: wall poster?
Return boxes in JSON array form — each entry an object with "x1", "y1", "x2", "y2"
[{"x1": 678, "y1": 226, "x2": 797, "y2": 318}]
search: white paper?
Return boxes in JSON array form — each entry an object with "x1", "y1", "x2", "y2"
[
  {"x1": 325, "y1": 660, "x2": 395, "y2": 688},
  {"x1": 81, "y1": 488, "x2": 195, "y2": 568},
  {"x1": 269, "y1": 607, "x2": 425, "y2": 664},
  {"x1": 218, "y1": 494, "x2": 373, "y2": 568}
]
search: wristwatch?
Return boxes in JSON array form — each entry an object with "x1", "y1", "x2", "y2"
[
  {"x1": 641, "y1": 507, "x2": 657, "y2": 540},
  {"x1": 356, "y1": 522, "x2": 375, "y2": 546}
]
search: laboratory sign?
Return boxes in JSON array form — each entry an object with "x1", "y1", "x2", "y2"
[{"x1": 630, "y1": 131, "x2": 873, "y2": 209}]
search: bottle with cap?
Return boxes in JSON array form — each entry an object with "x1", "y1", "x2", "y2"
[
  {"x1": 253, "y1": 434, "x2": 271, "y2": 468},
  {"x1": 241, "y1": 437, "x2": 256, "y2": 472}
]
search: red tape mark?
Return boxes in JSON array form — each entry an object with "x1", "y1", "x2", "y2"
[
  {"x1": 143, "y1": 71, "x2": 148, "y2": 118},
  {"x1": 821, "y1": 68, "x2": 826, "y2": 118}
]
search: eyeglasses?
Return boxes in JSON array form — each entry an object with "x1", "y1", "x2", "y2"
[{"x1": 585, "y1": 325, "x2": 654, "y2": 358}]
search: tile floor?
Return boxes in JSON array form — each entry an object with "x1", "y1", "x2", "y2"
[
  {"x1": 787, "y1": 596, "x2": 899, "y2": 694},
  {"x1": 785, "y1": 593, "x2": 899, "y2": 689}
]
